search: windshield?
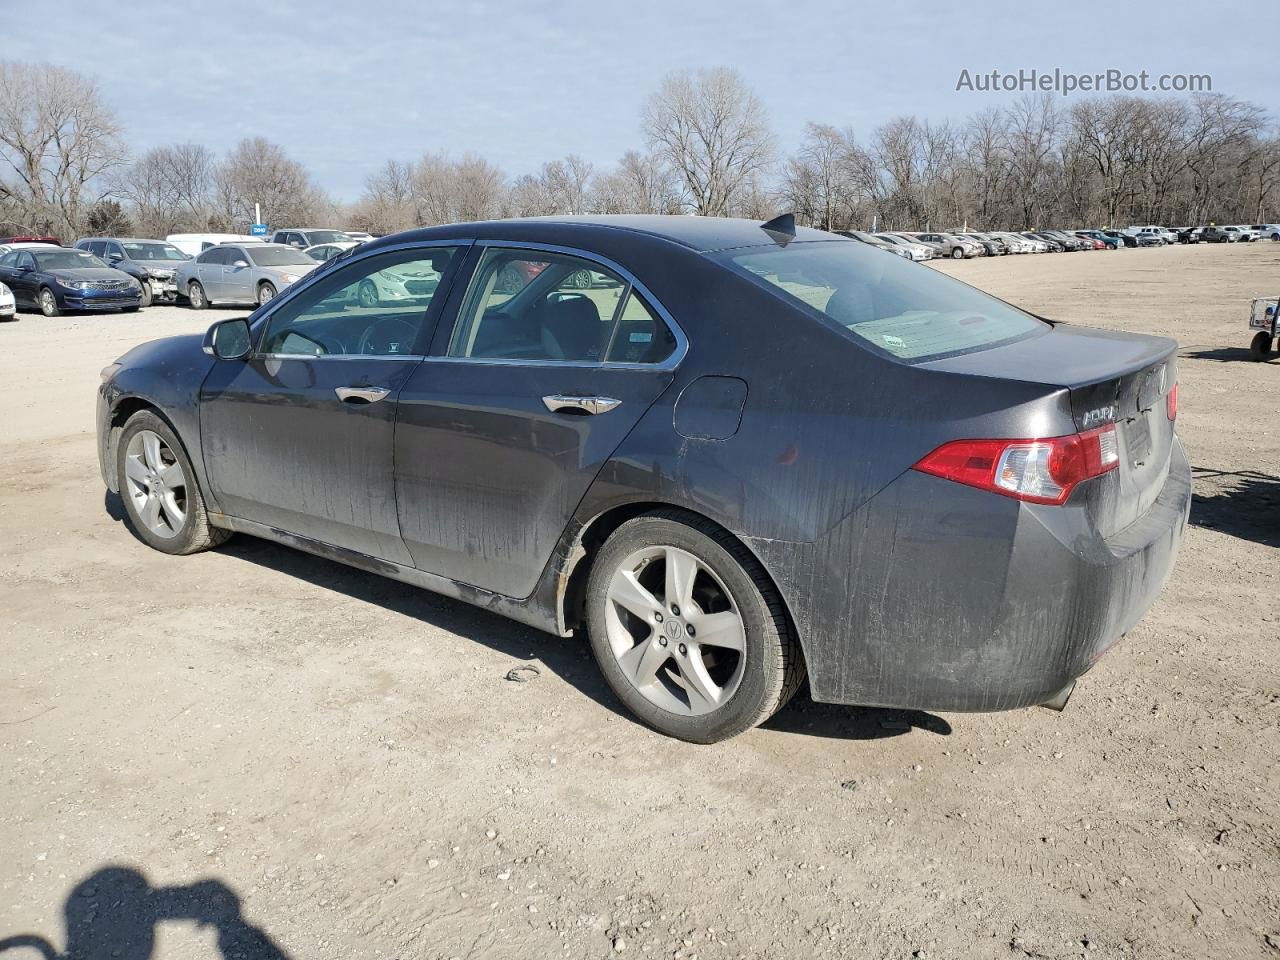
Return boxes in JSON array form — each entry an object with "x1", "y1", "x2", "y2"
[
  {"x1": 122, "y1": 241, "x2": 189, "y2": 261},
  {"x1": 876, "y1": 235, "x2": 905, "y2": 245},
  {"x1": 724, "y1": 241, "x2": 1047, "y2": 363},
  {"x1": 34, "y1": 250, "x2": 106, "y2": 270},
  {"x1": 249, "y1": 247, "x2": 316, "y2": 267},
  {"x1": 304, "y1": 231, "x2": 352, "y2": 245}
]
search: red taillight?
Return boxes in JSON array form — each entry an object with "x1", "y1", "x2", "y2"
[
  {"x1": 1166, "y1": 383, "x2": 1178, "y2": 421},
  {"x1": 912, "y1": 424, "x2": 1119, "y2": 505}
]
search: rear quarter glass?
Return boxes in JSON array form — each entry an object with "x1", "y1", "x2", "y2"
[{"x1": 722, "y1": 241, "x2": 1048, "y2": 364}]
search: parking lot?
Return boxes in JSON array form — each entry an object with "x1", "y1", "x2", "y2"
[{"x1": 0, "y1": 242, "x2": 1277, "y2": 959}]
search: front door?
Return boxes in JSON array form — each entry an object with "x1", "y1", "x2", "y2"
[
  {"x1": 395, "y1": 244, "x2": 683, "y2": 598},
  {"x1": 195, "y1": 248, "x2": 227, "y2": 299},
  {"x1": 200, "y1": 243, "x2": 465, "y2": 562}
]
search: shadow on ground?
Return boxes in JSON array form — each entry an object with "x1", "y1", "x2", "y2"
[
  {"x1": 105, "y1": 492, "x2": 947, "y2": 743},
  {"x1": 1191, "y1": 466, "x2": 1280, "y2": 548},
  {"x1": 1180, "y1": 346, "x2": 1273, "y2": 363},
  {"x1": 0, "y1": 866, "x2": 288, "y2": 959}
]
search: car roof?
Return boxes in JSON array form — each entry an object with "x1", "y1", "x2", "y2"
[{"x1": 368, "y1": 215, "x2": 837, "y2": 254}]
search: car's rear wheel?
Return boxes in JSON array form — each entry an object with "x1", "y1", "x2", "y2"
[
  {"x1": 257, "y1": 282, "x2": 277, "y2": 306},
  {"x1": 39, "y1": 287, "x2": 60, "y2": 317},
  {"x1": 188, "y1": 282, "x2": 208, "y2": 310},
  {"x1": 1249, "y1": 331, "x2": 1274, "y2": 362},
  {"x1": 117, "y1": 410, "x2": 231, "y2": 555},
  {"x1": 585, "y1": 512, "x2": 804, "y2": 743}
]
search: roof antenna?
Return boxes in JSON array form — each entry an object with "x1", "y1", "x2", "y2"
[{"x1": 760, "y1": 212, "x2": 796, "y2": 244}]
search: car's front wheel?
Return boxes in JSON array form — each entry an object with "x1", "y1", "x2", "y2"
[
  {"x1": 117, "y1": 410, "x2": 232, "y2": 555},
  {"x1": 257, "y1": 282, "x2": 277, "y2": 306},
  {"x1": 951, "y1": 247, "x2": 964, "y2": 259},
  {"x1": 39, "y1": 287, "x2": 61, "y2": 317},
  {"x1": 585, "y1": 511, "x2": 804, "y2": 743},
  {"x1": 138, "y1": 281, "x2": 153, "y2": 308},
  {"x1": 1249, "y1": 331, "x2": 1274, "y2": 362}
]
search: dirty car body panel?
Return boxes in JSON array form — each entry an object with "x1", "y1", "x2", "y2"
[{"x1": 98, "y1": 215, "x2": 1190, "y2": 715}]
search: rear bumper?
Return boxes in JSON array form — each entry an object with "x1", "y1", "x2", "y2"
[{"x1": 772, "y1": 437, "x2": 1191, "y2": 712}]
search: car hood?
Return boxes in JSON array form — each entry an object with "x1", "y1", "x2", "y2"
[{"x1": 51, "y1": 267, "x2": 135, "y2": 281}]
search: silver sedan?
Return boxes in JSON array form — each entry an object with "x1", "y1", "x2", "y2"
[{"x1": 175, "y1": 243, "x2": 319, "y2": 309}]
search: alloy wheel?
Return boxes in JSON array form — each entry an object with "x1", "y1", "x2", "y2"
[
  {"x1": 604, "y1": 545, "x2": 746, "y2": 716},
  {"x1": 40, "y1": 289, "x2": 57, "y2": 316},
  {"x1": 123, "y1": 430, "x2": 188, "y2": 539},
  {"x1": 258, "y1": 284, "x2": 275, "y2": 306}
]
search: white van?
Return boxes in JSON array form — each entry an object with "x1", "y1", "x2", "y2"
[{"x1": 165, "y1": 234, "x2": 266, "y2": 257}]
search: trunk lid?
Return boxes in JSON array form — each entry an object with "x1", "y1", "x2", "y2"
[{"x1": 923, "y1": 324, "x2": 1178, "y2": 535}]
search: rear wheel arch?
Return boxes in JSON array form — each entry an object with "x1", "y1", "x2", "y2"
[{"x1": 558, "y1": 501, "x2": 806, "y2": 668}]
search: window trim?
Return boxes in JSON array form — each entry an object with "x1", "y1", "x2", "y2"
[
  {"x1": 250, "y1": 239, "x2": 469, "y2": 362},
  {"x1": 431, "y1": 240, "x2": 688, "y2": 372}
]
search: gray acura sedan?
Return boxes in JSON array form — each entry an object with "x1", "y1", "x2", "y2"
[{"x1": 98, "y1": 215, "x2": 1189, "y2": 742}]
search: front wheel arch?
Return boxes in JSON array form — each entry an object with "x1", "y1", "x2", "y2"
[
  {"x1": 558, "y1": 502, "x2": 806, "y2": 669},
  {"x1": 105, "y1": 397, "x2": 189, "y2": 493}
]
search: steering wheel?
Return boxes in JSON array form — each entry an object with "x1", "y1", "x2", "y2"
[{"x1": 358, "y1": 316, "x2": 418, "y2": 356}]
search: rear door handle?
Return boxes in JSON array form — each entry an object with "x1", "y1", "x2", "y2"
[
  {"x1": 335, "y1": 386, "x2": 391, "y2": 403},
  {"x1": 542, "y1": 395, "x2": 622, "y2": 415}
]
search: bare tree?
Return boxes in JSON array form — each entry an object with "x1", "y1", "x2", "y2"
[
  {"x1": 213, "y1": 137, "x2": 326, "y2": 231},
  {"x1": 589, "y1": 150, "x2": 682, "y2": 214},
  {"x1": 1004, "y1": 94, "x2": 1061, "y2": 228},
  {"x1": 119, "y1": 143, "x2": 216, "y2": 235},
  {"x1": 0, "y1": 61, "x2": 126, "y2": 237},
  {"x1": 643, "y1": 68, "x2": 773, "y2": 216}
]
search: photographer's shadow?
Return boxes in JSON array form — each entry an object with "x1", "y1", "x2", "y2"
[{"x1": 0, "y1": 865, "x2": 289, "y2": 959}]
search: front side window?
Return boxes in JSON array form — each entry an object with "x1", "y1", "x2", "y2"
[
  {"x1": 197, "y1": 248, "x2": 225, "y2": 265},
  {"x1": 447, "y1": 248, "x2": 675, "y2": 364},
  {"x1": 724, "y1": 241, "x2": 1047, "y2": 363},
  {"x1": 260, "y1": 246, "x2": 460, "y2": 358}
]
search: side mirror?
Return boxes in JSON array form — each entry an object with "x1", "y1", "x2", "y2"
[
  {"x1": 202, "y1": 317, "x2": 252, "y2": 360},
  {"x1": 109, "y1": 253, "x2": 123, "y2": 263},
  {"x1": 233, "y1": 260, "x2": 250, "y2": 269}
]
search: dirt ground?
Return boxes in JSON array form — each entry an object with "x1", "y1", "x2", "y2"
[{"x1": 1, "y1": 243, "x2": 1277, "y2": 960}]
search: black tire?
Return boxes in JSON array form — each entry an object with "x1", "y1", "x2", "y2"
[
  {"x1": 257, "y1": 282, "x2": 277, "y2": 306},
  {"x1": 38, "y1": 287, "x2": 61, "y2": 317},
  {"x1": 188, "y1": 281, "x2": 208, "y2": 310},
  {"x1": 122, "y1": 306, "x2": 140, "y2": 313},
  {"x1": 585, "y1": 510, "x2": 805, "y2": 743},
  {"x1": 116, "y1": 409, "x2": 232, "y2": 555},
  {"x1": 1249, "y1": 331, "x2": 1274, "y2": 362},
  {"x1": 139, "y1": 281, "x2": 153, "y2": 308}
]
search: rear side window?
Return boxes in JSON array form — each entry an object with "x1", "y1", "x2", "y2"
[
  {"x1": 447, "y1": 248, "x2": 676, "y2": 364},
  {"x1": 724, "y1": 241, "x2": 1047, "y2": 363}
]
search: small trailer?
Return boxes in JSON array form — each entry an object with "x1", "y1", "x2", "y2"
[{"x1": 1248, "y1": 296, "x2": 1280, "y2": 361}]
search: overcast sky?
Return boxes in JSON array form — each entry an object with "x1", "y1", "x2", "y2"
[{"x1": 8, "y1": 0, "x2": 1277, "y2": 200}]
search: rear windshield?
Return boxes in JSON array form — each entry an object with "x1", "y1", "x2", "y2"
[
  {"x1": 249, "y1": 247, "x2": 316, "y2": 267},
  {"x1": 723, "y1": 240, "x2": 1047, "y2": 363}
]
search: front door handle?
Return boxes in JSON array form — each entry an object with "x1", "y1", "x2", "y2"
[
  {"x1": 335, "y1": 386, "x2": 391, "y2": 404},
  {"x1": 542, "y1": 395, "x2": 622, "y2": 415}
]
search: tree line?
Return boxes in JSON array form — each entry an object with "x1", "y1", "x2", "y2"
[{"x1": 1, "y1": 61, "x2": 1275, "y2": 242}]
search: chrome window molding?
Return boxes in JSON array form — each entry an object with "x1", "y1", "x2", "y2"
[{"x1": 433, "y1": 239, "x2": 688, "y2": 372}]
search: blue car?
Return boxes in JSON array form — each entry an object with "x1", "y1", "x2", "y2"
[{"x1": 0, "y1": 246, "x2": 143, "y2": 316}]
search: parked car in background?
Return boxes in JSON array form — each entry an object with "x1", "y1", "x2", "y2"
[
  {"x1": 837, "y1": 231, "x2": 913, "y2": 259},
  {"x1": 0, "y1": 281, "x2": 14, "y2": 320},
  {"x1": 908, "y1": 232, "x2": 981, "y2": 259},
  {"x1": 1101, "y1": 230, "x2": 1138, "y2": 248},
  {"x1": 75, "y1": 237, "x2": 192, "y2": 306},
  {"x1": 1174, "y1": 227, "x2": 1201, "y2": 244},
  {"x1": 305, "y1": 241, "x2": 360, "y2": 262},
  {"x1": 1232, "y1": 225, "x2": 1259, "y2": 242},
  {"x1": 958, "y1": 233, "x2": 1008, "y2": 256},
  {"x1": 343, "y1": 231, "x2": 376, "y2": 243},
  {"x1": 0, "y1": 240, "x2": 58, "y2": 258},
  {"x1": 873, "y1": 233, "x2": 934, "y2": 261},
  {"x1": 175, "y1": 243, "x2": 319, "y2": 308},
  {"x1": 0, "y1": 245, "x2": 142, "y2": 316},
  {"x1": 167, "y1": 234, "x2": 266, "y2": 257},
  {"x1": 1024, "y1": 232, "x2": 1064, "y2": 252},
  {"x1": 97, "y1": 214, "x2": 1189, "y2": 743},
  {"x1": 0, "y1": 235, "x2": 60, "y2": 246},
  {"x1": 1249, "y1": 223, "x2": 1280, "y2": 241},
  {"x1": 1202, "y1": 225, "x2": 1240, "y2": 243},
  {"x1": 1044, "y1": 230, "x2": 1089, "y2": 251},
  {"x1": 1075, "y1": 230, "x2": 1119, "y2": 250},
  {"x1": 271, "y1": 228, "x2": 354, "y2": 249}
]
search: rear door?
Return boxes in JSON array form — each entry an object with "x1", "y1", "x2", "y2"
[{"x1": 394, "y1": 243, "x2": 684, "y2": 597}]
